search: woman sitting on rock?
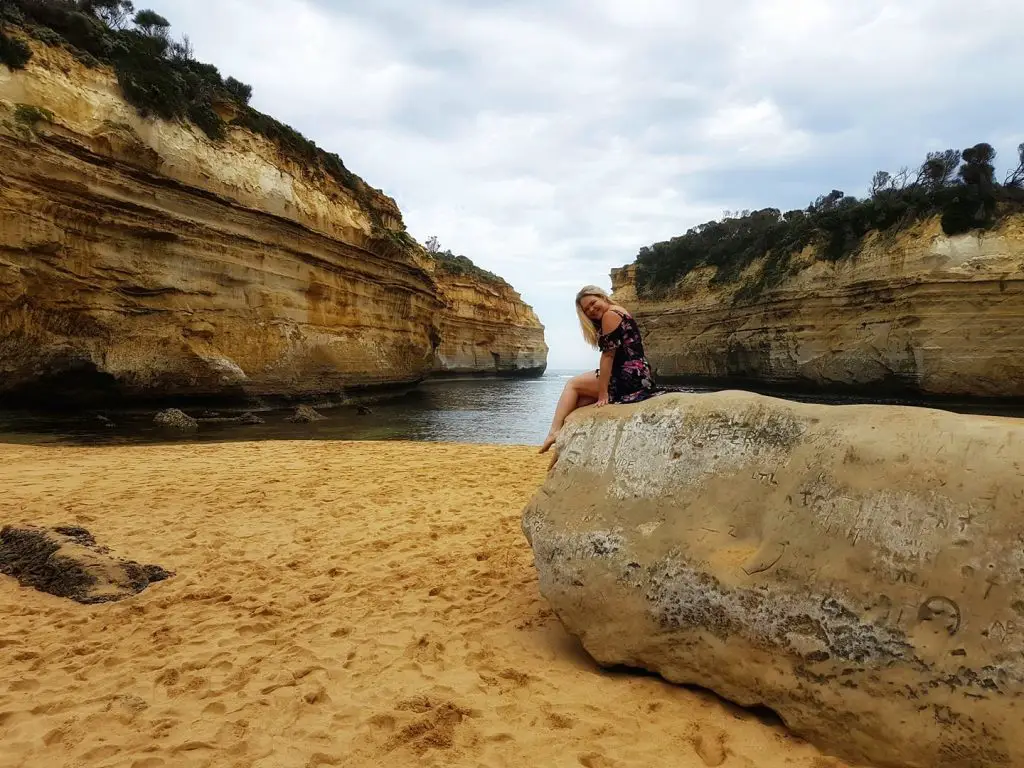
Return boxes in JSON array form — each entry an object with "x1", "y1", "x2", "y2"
[{"x1": 539, "y1": 285, "x2": 659, "y2": 454}]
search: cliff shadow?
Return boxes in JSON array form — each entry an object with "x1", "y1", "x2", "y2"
[{"x1": 2, "y1": 361, "x2": 124, "y2": 411}]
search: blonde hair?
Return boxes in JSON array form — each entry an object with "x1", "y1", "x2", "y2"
[{"x1": 575, "y1": 285, "x2": 612, "y2": 349}]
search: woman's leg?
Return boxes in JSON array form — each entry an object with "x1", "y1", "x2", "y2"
[{"x1": 539, "y1": 371, "x2": 600, "y2": 453}]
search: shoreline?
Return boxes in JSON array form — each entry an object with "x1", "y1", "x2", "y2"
[
  {"x1": 0, "y1": 440, "x2": 854, "y2": 767},
  {"x1": 5, "y1": 369, "x2": 1024, "y2": 422},
  {"x1": 0, "y1": 370, "x2": 548, "y2": 414}
]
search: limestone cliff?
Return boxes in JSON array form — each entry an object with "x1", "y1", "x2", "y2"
[
  {"x1": 612, "y1": 216, "x2": 1024, "y2": 398},
  {"x1": 0, "y1": 40, "x2": 544, "y2": 405},
  {"x1": 424, "y1": 259, "x2": 547, "y2": 377}
]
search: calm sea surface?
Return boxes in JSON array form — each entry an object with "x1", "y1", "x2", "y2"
[
  {"x1": 0, "y1": 370, "x2": 586, "y2": 447},
  {"x1": 2, "y1": 369, "x2": 1021, "y2": 447}
]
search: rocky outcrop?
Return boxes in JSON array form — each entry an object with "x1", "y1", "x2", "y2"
[
  {"x1": 286, "y1": 405, "x2": 326, "y2": 423},
  {"x1": 0, "y1": 524, "x2": 172, "y2": 603},
  {"x1": 523, "y1": 391, "x2": 1024, "y2": 768},
  {"x1": 0, "y1": 42, "x2": 446, "y2": 405},
  {"x1": 153, "y1": 408, "x2": 197, "y2": 431},
  {"x1": 427, "y1": 263, "x2": 547, "y2": 377},
  {"x1": 612, "y1": 216, "x2": 1024, "y2": 398}
]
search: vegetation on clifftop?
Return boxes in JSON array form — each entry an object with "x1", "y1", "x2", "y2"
[
  {"x1": 0, "y1": 26, "x2": 32, "y2": 68},
  {"x1": 0, "y1": 0, "x2": 393, "y2": 225},
  {"x1": 635, "y1": 143, "x2": 1024, "y2": 301},
  {"x1": 424, "y1": 236, "x2": 508, "y2": 286}
]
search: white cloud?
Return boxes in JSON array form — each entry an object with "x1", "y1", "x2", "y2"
[
  {"x1": 143, "y1": 0, "x2": 1024, "y2": 368},
  {"x1": 701, "y1": 99, "x2": 813, "y2": 161}
]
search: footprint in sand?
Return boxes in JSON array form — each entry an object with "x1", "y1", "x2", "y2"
[
  {"x1": 577, "y1": 752, "x2": 621, "y2": 768},
  {"x1": 82, "y1": 745, "x2": 121, "y2": 761},
  {"x1": 154, "y1": 667, "x2": 180, "y2": 687},
  {"x1": 691, "y1": 727, "x2": 728, "y2": 766},
  {"x1": 9, "y1": 678, "x2": 40, "y2": 692},
  {"x1": 363, "y1": 694, "x2": 480, "y2": 757},
  {"x1": 546, "y1": 710, "x2": 576, "y2": 730},
  {"x1": 306, "y1": 752, "x2": 343, "y2": 766},
  {"x1": 303, "y1": 685, "x2": 331, "y2": 705},
  {"x1": 405, "y1": 636, "x2": 446, "y2": 665},
  {"x1": 42, "y1": 725, "x2": 72, "y2": 747},
  {"x1": 479, "y1": 667, "x2": 534, "y2": 694},
  {"x1": 389, "y1": 700, "x2": 477, "y2": 755}
]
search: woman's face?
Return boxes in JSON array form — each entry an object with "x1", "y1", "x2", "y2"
[{"x1": 579, "y1": 294, "x2": 608, "y2": 322}]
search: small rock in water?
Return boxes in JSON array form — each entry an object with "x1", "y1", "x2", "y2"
[
  {"x1": 95, "y1": 414, "x2": 115, "y2": 428},
  {"x1": 286, "y1": 405, "x2": 326, "y2": 423},
  {"x1": 0, "y1": 525, "x2": 173, "y2": 604},
  {"x1": 153, "y1": 408, "x2": 198, "y2": 431},
  {"x1": 238, "y1": 411, "x2": 265, "y2": 425},
  {"x1": 356, "y1": 405, "x2": 373, "y2": 416}
]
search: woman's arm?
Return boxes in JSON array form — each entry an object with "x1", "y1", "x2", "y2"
[
  {"x1": 596, "y1": 311, "x2": 623, "y2": 406},
  {"x1": 596, "y1": 350, "x2": 613, "y2": 405}
]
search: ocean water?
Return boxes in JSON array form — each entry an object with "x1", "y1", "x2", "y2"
[
  {"x1": 2, "y1": 370, "x2": 1021, "y2": 447},
  {"x1": 0, "y1": 370, "x2": 590, "y2": 447}
]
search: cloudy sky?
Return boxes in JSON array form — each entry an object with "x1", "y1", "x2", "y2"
[{"x1": 144, "y1": 0, "x2": 1023, "y2": 369}]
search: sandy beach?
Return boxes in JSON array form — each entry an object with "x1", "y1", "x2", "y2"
[{"x1": 0, "y1": 440, "x2": 853, "y2": 768}]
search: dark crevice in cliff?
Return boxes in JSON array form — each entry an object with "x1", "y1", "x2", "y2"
[
  {"x1": 441, "y1": 318, "x2": 537, "y2": 331},
  {"x1": 0, "y1": 365, "x2": 433, "y2": 411},
  {"x1": 2, "y1": 360, "x2": 123, "y2": 410},
  {"x1": 115, "y1": 285, "x2": 191, "y2": 298}
]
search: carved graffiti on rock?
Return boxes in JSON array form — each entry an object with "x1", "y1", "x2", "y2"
[{"x1": 917, "y1": 595, "x2": 962, "y2": 636}]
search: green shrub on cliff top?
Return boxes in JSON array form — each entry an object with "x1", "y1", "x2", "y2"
[
  {"x1": 3, "y1": 0, "x2": 372, "y2": 204},
  {"x1": 635, "y1": 142, "x2": 1024, "y2": 301},
  {"x1": 79, "y1": 0, "x2": 136, "y2": 30},
  {"x1": 131, "y1": 8, "x2": 168, "y2": 36},
  {"x1": 223, "y1": 76, "x2": 252, "y2": 106},
  {"x1": 0, "y1": 29, "x2": 32, "y2": 69},
  {"x1": 425, "y1": 237, "x2": 508, "y2": 285}
]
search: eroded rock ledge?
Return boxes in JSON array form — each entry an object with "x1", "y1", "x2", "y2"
[{"x1": 523, "y1": 391, "x2": 1024, "y2": 768}]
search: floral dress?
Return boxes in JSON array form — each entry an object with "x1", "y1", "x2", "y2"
[{"x1": 596, "y1": 309, "x2": 659, "y2": 404}]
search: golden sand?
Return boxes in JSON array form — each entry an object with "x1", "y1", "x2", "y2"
[{"x1": 0, "y1": 441, "x2": 853, "y2": 768}]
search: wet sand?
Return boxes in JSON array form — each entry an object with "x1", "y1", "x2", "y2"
[{"x1": 0, "y1": 441, "x2": 854, "y2": 767}]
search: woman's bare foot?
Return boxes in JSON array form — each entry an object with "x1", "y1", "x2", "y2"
[{"x1": 538, "y1": 430, "x2": 558, "y2": 454}]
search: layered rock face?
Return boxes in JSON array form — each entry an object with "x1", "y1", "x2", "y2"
[
  {"x1": 0, "y1": 43, "x2": 541, "y2": 405},
  {"x1": 429, "y1": 265, "x2": 547, "y2": 376},
  {"x1": 612, "y1": 217, "x2": 1024, "y2": 398},
  {"x1": 523, "y1": 392, "x2": 1024, "y2": 768}
]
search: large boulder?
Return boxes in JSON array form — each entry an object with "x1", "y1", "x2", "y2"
[{"x1": 522, "y1": 391, "x2": 1024, "y2": 768}]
